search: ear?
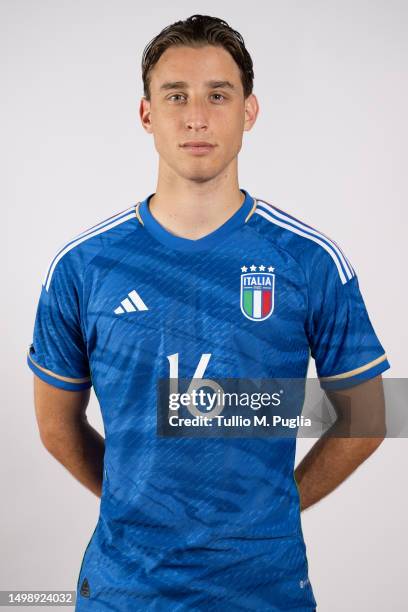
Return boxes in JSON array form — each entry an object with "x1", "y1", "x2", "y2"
[
  {"x1": 243, "y1": 93, "x2": 259, "y2": 132},
  {"x1": 139, "y1": 97, "x2": 153, "y2": 134}
]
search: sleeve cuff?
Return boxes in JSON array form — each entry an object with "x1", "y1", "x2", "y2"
[
  {"x1": 319, "y1": 353, "x2": 390, "y2": 390},
  {"x1": 27, "y1": 346, "x2": 92, "y2": 391}
]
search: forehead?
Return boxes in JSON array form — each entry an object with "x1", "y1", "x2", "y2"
[{"x1": 150, "y1": 45, "x2": 241, "y2": 87}]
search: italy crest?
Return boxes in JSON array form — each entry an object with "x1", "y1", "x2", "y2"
[{"x1": 240, "y1": 266, "x2": 275, "y2": 321}]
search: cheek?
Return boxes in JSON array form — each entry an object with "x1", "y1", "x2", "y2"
[
  {"x1": 215, "y1": 110, "x2": 243, "y2": 136},
  {"x1": 219, "y1": 122, "x2": 244, "y2": 154},
  {"x1": 152, "y1": 108, "x2": 178, "y2": 133},
  {"x1": 152, "y1": 119, "x2": 177, "y2": 151}
]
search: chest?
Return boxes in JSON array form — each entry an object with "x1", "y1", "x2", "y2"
[{"x1": 82, "y1": 245, "x2": 309, "y2": 379}]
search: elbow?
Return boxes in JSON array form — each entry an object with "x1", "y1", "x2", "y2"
[
  {"x1": 37, "y1": 423, "x2": 67, "y2": 454},
  {"x1": 364, "y1": 431, "x2": 386, "y2": 454},
  {"x1": 38, "y1": 427, "x2": 57, "y2": 452},
  {"x1": 369, "y1": 420, "x2": 387, "y2": 444}
]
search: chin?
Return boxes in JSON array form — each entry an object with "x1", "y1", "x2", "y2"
[
  {"x1": 178, "y1": 164, "x2": 225, "y2": 184},
  {"x1": 185, "y1": 174, "x2": 217, "y2": 184}
]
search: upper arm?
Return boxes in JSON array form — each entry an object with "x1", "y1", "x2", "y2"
[
  {"x1": 325, "y1": 373, "x2": 386, "y2": 437},
  {"x1": 27, "y1": 255, "x2": 92, "y2": 391},
  {"x1": 305, "y1": 247, "x2": 390, "y2": 391},
  {"x1": 28, "y1": 253, "x2": 93, "y2": 442},
  {"x1": 34, "y1": 376, "x2": 91, "y2": 444}
]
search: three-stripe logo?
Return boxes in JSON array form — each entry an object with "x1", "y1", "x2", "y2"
[{"x1": 114, "y1": 290, "x2": 148, "y2": 314}]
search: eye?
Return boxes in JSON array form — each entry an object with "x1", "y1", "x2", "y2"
[
  {"x1": 210, "y1": 93, "x2": 226, "y2": 103},
  {"x1": 168, "y1": 94, "x2": 186, "y2": 103}
]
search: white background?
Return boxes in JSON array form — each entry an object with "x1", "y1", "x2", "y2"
[{"x1": 1, "y1": 1, "x2": 407, "y2": 610}]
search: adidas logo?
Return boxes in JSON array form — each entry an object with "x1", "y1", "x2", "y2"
[
  {"x1": 80, "y1": 577, "x2": 90, "y2": 598},
  {"x1": 114, "y1": 289, "x2": 148, "y2": 314}
]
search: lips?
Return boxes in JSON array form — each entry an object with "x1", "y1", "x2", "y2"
[
  {"x1": 180, "y1": 142, "x2": 216, "y2": 155},
  {"x1": 181, "y1": 141, "x2": 215, "y2": 147}
]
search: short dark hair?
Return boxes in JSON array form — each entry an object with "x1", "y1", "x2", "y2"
[{"x1": 141, "y1": 14, "x2": 254, "y2": 101}]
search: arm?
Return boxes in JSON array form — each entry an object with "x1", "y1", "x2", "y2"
[
  {"x1": 294, "y1": 374, "x2": 386, "y2": 512},
  {"x1": 34, "y1": 375, "x2": 105, "y2": 498}
]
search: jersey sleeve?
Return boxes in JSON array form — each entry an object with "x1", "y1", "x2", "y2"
[
  {"x1": 305, "y1": 247, "x2": 390, "y2": 390},
  {"x1": 27, "y1": 256, "x2": 92, "y2": 391}
]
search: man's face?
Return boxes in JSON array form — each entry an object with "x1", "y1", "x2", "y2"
[{"x1": 140, "y1": 45, "x2": 258, "y2": 183}]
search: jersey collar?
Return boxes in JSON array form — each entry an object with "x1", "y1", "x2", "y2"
[{"x1": 136, "y1": 189, "x2": 256, "y2": 252}]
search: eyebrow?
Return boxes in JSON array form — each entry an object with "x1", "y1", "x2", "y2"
[{"x1": 159, "y1": 80, "x2": 236, "y2": 91}]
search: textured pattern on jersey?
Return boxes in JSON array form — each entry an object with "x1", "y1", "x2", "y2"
[{"x1": 27, "y1": 190, "x2": 389, "y2": 610}]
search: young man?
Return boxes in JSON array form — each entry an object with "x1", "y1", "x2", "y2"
[{"x1": 27, "y1": 14, "x2": 390, "y2": 611}]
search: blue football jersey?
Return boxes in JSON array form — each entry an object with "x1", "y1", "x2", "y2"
[{"x1": 27, "y1": 189, "x2": 390, "y2": 611}]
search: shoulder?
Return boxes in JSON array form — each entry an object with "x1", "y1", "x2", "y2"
[
  {"x1": 42, "y1": 204, "x2": 138, "y2": 292},
  {"x1": 252, "y1": 196, "x2": 356, "y2": 285}
]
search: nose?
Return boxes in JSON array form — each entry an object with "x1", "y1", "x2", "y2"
[{"x1": 185, "y1": 99, "x2": 208, "y2": 131}]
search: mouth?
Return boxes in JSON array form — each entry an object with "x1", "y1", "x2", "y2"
[{"x1": 180, "y1": 142, "x2": 216, "y2": 155}]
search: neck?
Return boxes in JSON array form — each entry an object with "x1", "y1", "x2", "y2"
[{"x1": 148, "y1": 163, "x2": 245, "y2": 240}]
